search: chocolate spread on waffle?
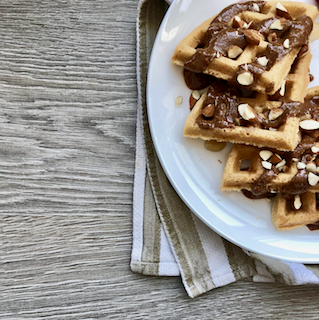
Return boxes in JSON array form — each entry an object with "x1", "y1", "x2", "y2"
[
  {"x1": 239, "y1": 95, "x2": 319, "y2": 199},
  {"x1": 184, "y1": 1, "x2": 266, "y2": 73},
  {"x1": 183, "y1": 69, "x2": 216, "y2": 90},
  {"x1": 183, "y1": 1, "x2": 313, "y2": 91},
  {"x1": 197, "y1": 81, "x2": 319, "y2": 131}
]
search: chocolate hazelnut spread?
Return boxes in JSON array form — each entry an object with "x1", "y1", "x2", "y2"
[
  {"x1": 212, "y1": 1, "x2": 265, "y2": 24},
  {"x1": 184, "y1": 28, "x2": 247, "y2": 73},
  {"x1": 196, "y1": 81, "x2": 241, "y2": 129},
  {"x1": 183, "y1": 69, "x2": 216, "y2": 90},
  {"x1": 243, "y1": 133, "x2": 317, "y2": 199},
  {"x1": 184, "y1": 1, "x2": 266, "y2": 73},
  {"x1": 183, "y1": 1, "x2": 313, "y2": 91},
  {"x1": 236, "y1": 93, "x2": 319, "y2": 199},
  {"x1": 197, "y1": 78, "x2": 319, "y2": 132},
  {"x1": 236, "y1": 15, "x2": 313, "y2": 89}
]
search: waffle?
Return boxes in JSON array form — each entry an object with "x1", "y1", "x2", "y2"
[
  {"x1": 221, "y1": 86, "x2": 319, "y2": 193},
  {"x1": 172, "y1": 1, "x2": 318, "y2": 95},
  {"x1": 272, "y1": 190, "x2": 319, "y2": 230},
  {"x1": 221, "y1": 143, "x2": 297, "y2": 192},
  {"x1": 183, "y1": 52, "x2": 312, "y2": 151}
]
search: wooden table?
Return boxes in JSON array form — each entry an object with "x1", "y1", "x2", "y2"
[{"x1": 2, "y1": 1, "x2": 319, "y2": 318}]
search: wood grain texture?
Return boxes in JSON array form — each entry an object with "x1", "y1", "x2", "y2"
[{"x1": 1, "y1": 0, "x2": 319, "y2": 319}]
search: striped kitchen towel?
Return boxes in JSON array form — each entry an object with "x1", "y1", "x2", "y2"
[{"x1": 131, "y1": 0, "x2": 319, "y2": 298}]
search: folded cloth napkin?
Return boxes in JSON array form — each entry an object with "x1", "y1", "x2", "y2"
[{"x1": 131, "y1": 0, "x2": 319, "y2": 298}]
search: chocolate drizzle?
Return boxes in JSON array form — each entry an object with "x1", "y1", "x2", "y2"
[{"x1": 195, "y1": 81, "x2": 241, "y2": 129}]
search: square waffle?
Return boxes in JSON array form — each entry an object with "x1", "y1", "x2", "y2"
[
  {"x1": 272, "y1": 191, "x2": 319, "y2": 230},
  {"x1": 221, "y1": 143, "x2": 298, "y2": 192},
  {"x1": 172, "y1": 1, "x2": 318, "y2": 95},
  {"x1": 221, "y1": 86, "x2": 319, "y2": 193},
  {"x1": 183, "y1": 52, "x2": 312, "y2": 152}
]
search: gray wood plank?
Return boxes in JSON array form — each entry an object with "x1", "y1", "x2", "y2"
[{"x1": 1, "y1": 0, "x2": 319, "y2": 319}]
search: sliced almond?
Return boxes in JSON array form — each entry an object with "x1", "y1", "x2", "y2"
[
  {"x1": 175, "y1": 96, "x2": 183, "y2": 106},
  {"x1": 306, "y1": 162, "x2": 317, "y2": 173},
  {"x1": 297, "y1": 162, "x2": 306, "y2": 169},
  {"x1": 246, "y1": 21, "x2": 253, "y2": 29},
  {"x1": 283, "y1": 39, "x2": 289, "y2": 49},
  {"x1": 293, "y1": 194, "x2": 302, "y2": 210},
  {"x1": 269, "y1": 154, "x2": 282, "y2": 164},
  {"x1": 232, "y1": 16, "x2": 245, "y2": 28},
  {"x1": 262, "y1": 161, "x2": 272, "y2": 170},
  {"x1": 276, "y1": 2, "x2": 292, "y2": 19},
  {"x1": 257, "y1": 56, "x2": 268, "y2": 67},
  {"x1": 242, "y1": 22, "x2": 249, "y2": 29},
  {"x1": 312, "y1": 146, "x2": 319, "y2": 153},
  {"x1": 238, "y1": 103, "x2": 257, "y2": 121},
  {"x1": 299, "y1": 120, "x2": 319, "y2": 130},
  {"x1": 269, "y1": 108, "x2": 284, "y2": 121},
  {"x1": 308, "y1": 172, "x2": 319, "y2": 186},
  {"x1": 270, "y1": 19, "x2": 283, "y2": 31},
  {"x1": 259, "y1": 150, "x2": 273, "y2": 161},
  {"x1": 279, "y1": 81, "x2": 286, "y2": 96},
  {"x1": 204, "y1": 140, "x2": 226, "y2": 152},
  {"x1": 244, "y1": 30, "x2": 261, "y2": 45},
  {"x1": 227, "y1": 45, "x2": 244, "y2": 59},
  {"x1": 237, "y1": 71, "x2": 254, "y2": 86},
  {"x1": 202, "y1": 104, "x2": 215, "y2": 117},
  {"x1": 275, "y1": 159, "x2": 286, "y2": 169},
  {"x1": 192, "y1": 90, "x2": 200, "y2": 100},
  {"x1": 253, "y1": 3, "x2": 260, "y2": 12},
  {"x1": 276, "y1": 2, "x2": 288, "y2": 12},
  {"x1": 292, "y1": 158, "x2": 299, "y2": 163}
]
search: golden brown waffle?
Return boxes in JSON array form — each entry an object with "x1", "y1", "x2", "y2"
[
  {"x1": 221, "y1": 86, "x2": 319, "y2": 193},
  {"x1": 183, "y1": 52, "x2": 312, "y2": 152},
  {"x1": 272, "y1": 191, "x2": 319, "y2": 230},
  {"x1": 172, "y1": 1, "x2": 318, "y2": 95},
  {"x1": 221, "y1": 143, "x2": 297, "y2": 192}
]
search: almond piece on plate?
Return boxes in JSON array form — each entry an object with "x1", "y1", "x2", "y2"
[{"x1": 175, "y1": 96, "x2": 183, "y2": 106}]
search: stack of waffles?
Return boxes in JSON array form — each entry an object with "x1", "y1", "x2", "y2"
[{"x1": 171, "y1": 1, "x2": 319, "y2": 229}]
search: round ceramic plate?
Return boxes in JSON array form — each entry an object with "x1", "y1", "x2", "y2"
[{"x1": 147, "y1": 0, "x2": 319, "y2": 262}]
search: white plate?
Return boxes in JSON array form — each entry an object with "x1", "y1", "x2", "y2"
[{"x1": 147, "y1": 0, "x2": 319, "y2": 263}]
